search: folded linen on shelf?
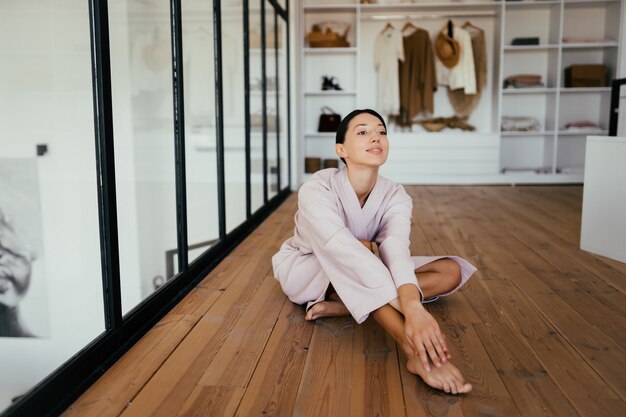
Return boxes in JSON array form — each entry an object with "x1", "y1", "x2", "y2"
[
  {"x1": 501, "y1": 116, "x2": 541, "y2": 132},
  {"x1": 564, "y1": 120, "x2": 601, "y2": 131},
  {"x1": 562, "y1": 36, "x2": 615, "y2": 44}
]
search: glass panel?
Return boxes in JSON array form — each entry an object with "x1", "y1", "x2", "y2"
[
  {"x1": 277, "y1": 15, "x2": 289, "y2": 191},
  {"x1": 222, "y1": 2, "x2": 247, "y2": 233},
  {"x1": 265, "y1": 2, "x2": 278, "y2": 200},
  {"x1": 0, "y1": 1, "x2": 105, "y2": 411},
  {"x1": 250, "y1": 0, "x2": 264, "y2": 212},
  {"x1": 110, "y1": 0, "x2": 178, "y2": 314},
  {"x1": 181, "y1": 0, "x2": 220, "y2": 263}
]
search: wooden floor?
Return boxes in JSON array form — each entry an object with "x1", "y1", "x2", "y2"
[{"x1": 63, "y1": 186, "x2": 626, "y2": 417}]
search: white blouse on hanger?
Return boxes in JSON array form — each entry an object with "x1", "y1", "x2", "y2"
[{"x1": 374, "y1": 27, "x2": 405, "y2": 115}]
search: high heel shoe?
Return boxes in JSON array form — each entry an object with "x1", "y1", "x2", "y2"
[{"x1": 321, "y1": 76, "x2": 343, "y2": 91}]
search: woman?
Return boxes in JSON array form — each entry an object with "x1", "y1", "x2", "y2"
[{"x1": 272, "y1": 109, "x2": 476, "y2": 394}]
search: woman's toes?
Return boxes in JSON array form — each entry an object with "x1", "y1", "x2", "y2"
[
  {"x1": 305, "y1": 305, "x2": 321, "y2": 320},
  {"x1": 442, "y1": 381, "x2": 451, "y2": 393},
  {"x1": 450, "y1": 380, "x2": 458, "y2": 395}
]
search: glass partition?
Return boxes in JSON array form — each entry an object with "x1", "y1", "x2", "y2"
[
  {"x1": 250, "y1": 1, "x2": 265, "y2": 212},
  {"x1": 0, "y1": 1, "x2": 105, "y2": 412},
  {"x1": 108, "y1": 0, "x2": 180, "y2": 314},
  {"x1": 181, "y1": 0, "x2": 221, "y2": 263},
  {"x1": 277, "y1": 14, "x2": 289, "y2": 191},
  {"x1": 222, "y1": 2, "x2": 248, "y2": 233},
  {"x1": 265, "y1": 2, "x2": 278, "y2": 200}
]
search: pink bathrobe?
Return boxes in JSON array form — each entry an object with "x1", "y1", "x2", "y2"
[{"x1": 272, "y1": 168, "x2": 477, "y2": 324}]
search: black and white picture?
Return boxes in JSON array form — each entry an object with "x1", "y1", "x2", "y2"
[{"x1": 0, "y1": 159, "x2": 49, "y2": 338}]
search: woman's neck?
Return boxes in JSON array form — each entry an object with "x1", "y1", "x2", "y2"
[{"x1": 346, "y1": 165, "x2": 379, "y2": 207}]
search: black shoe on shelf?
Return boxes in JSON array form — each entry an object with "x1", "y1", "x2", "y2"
[{"x1": 321, "y1": 76, "x2": 343, "y2": 91}]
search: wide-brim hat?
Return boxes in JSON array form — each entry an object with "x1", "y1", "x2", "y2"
[{"x1": 435, "y1": 30, "x2": 460, "y2": 69}]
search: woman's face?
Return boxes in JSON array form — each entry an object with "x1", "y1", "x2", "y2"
[{"x1": 336, "y1": 113, "x2": 389, "y2": 168}]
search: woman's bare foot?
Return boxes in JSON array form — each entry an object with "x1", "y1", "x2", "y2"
[
  {"x1": 305, "y1": 293, "x2": 349, "y2": 320},
  {"x1": 403, "y1": 343, "x2": 472, "y2": 394}
]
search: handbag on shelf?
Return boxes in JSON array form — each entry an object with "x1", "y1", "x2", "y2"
[{"x1": 317, "y1": 106, "x2": 341, "y2": 132}]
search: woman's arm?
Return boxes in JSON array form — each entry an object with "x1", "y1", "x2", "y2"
[{"x1": 397, "y1": 284, "x2": 449, "y2": 371}]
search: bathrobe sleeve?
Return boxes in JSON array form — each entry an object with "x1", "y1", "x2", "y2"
[
  {"x1": 374, "y1": 185, "x2": 425, "y2": 299},
  {"x1": 296, "y1": 179, "x2": 399, "y2": 321}
]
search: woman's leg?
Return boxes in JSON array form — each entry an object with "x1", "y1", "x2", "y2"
[
  {"x1": 415, "y1": 258, "x2": 462, "y2": 300},
  {"x1": 305, "y1": 284, "x2": 349, "y2": 320},
  {"x1": 372, "y1": 304, "x2": 472, "y2": 394},
  {"x1": 306, "y1": 252, "x2": 463, "y2": 320}
]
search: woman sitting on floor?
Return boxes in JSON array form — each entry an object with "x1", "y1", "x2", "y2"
[{"x1": 272, "y1": 109, "x2": 476, "y2": 394}]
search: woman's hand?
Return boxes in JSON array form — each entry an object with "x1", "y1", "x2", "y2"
[{"x1": 398, "y1": 284, "x2": 450, "y2": 372}]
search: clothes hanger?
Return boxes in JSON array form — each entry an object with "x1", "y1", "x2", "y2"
[
  {"x1": 402, "y1": 20, "x2": 417, "y2": 33},
  {"x1": 381, "y1": 21, "x2": 395, "y2": 33},
  {"x1": 462, "y1": 20, "x2": 479, "y2": 30}
]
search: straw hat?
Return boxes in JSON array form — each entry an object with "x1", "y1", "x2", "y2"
[{"x1": 435, "y1": 30, "x2": 461, "y2": 69}]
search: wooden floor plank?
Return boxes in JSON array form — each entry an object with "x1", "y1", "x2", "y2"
[
  {"x1": 291, "y1": 317, "x2": 355, "y2": 417},
  {"x1": 234, "y1": 299, "x2": 313, "y2": 417},
  {"x1": 196, "y1": 275, "x2": 284, "y2": 387},
  {"x1": 349, "y1": 319, "x2": 406, "y2": 417},
  {"x1": 428, "y1": 298, "x2": 521, "y2": 417},
  {"x1": 476, "y1": 187, "x2": 626, "y2": 295},
  {"x1": 476, "y1": 266, "x2": 623, "y2": 417},
  {"x1": 175, "y1": 275, "x2": 286, "y2": 417},
  {"x1": 119, "y1": 248, "x2": 276, "y2": 417},
  {"x1": 62, "y1": 314, "x2": 197, "y2": 417}
]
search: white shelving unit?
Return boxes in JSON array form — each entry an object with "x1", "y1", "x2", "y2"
[
  {"x1": 500, "y1": 0, "x2": 623, "y2": 179},
  {"x1": 297, "y1": 0, "x2": 623, "y2": 184}
]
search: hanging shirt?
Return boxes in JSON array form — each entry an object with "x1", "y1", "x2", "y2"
[
  {"x1": 272, "y1": 168, "x2": 477, "y2": 323},
  {"x1": 436, "y1": 25, "x2": 477, "y2": 95},
  {"x1": 374, "y1": 27, "x2": 405, "y2": 115},
  {"x1": 399, "y1": 28, "x2": 438, "y2": 122}
]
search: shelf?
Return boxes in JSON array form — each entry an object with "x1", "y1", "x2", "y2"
[
  {"x1": 504, "y1": 44, "x2": 559, "y2": 51},
  {"x1": 560, "y1": 87, "x2": 611, "y2": 93},
  {"x1": 561, "y1": 42, "x2": 619, "y2": 49},
  {"x1": 501, "y1": 131, "x2": 555, "y2": 137},
  {"x1": 558, "y1": 129, "x2": 608, "y2": 135},
  {"x1": 303, "y1": 4, "x2": 357, "y2": 12},
  {"x1": 563, "y1": 0, "x2": 621, "y2": 4},
  {"x1": 304, "y1": 90, "x2": 356, "y2": 96},
  {"x1": 305, "y1": 132, "x2": 336, "y2": 138},
  {"x1": 303, "y1": 47, "x2": 357, "y2": 54},
  {"x1": 503, "y1": 88, "x2": 557, "y2": 94},
  {"x1": 504, "y1": 0, "x2": 561, "y2": 6},
  {"x1": 360, "y1": 2, "x2": 503, "y2": 11}
]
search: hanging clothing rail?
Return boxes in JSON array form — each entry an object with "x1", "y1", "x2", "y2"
[{"x1": 363, "y1": 11, "x2": 497, "y2": 20}]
